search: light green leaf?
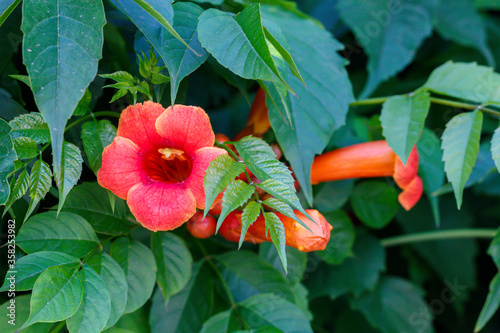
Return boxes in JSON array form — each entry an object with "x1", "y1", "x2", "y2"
[
  {"x1": 25, "y1": 158, "x2": 52, "y2": 221},
  {"x1": 262, "y1": 196, "x2": 303, "y2": 225},
  {"x1": 22, "y1": 0, "x2": 105, "y2": 177},
  {"x1": 491, "y1": 127, "x2": 500, "y2": 173},
  {"x1": 203, "y1": 155, "x2": 245, "y2": 217},
  {"x1": 9, "y1": 112, "x2": 50, "y2": 143},
  {"x1": 151, "y1": 232, "x2": 193, "y2": 303},
  {"x1": 259, "y1": 242, "x2": 307, "y2": 285},
  {"x1": 0, "y1": 251, "x2": 80, "y2": 292},
  {"x1": 100, "y1": 71, "x2": 135, "y2": 84},
  {"x1": 100, "y1": 253, "x2": 128, "y2": 329},
  {"x1": 263, "y1": 212, "x2": 287, "y2": 272},
  {"x1": 73, "y1": 89, "x2": 91, "y2": 116},
  {"x1": 475, "y1": 272, "x2": 500, "y2": 332},
  {"x1": 317, "y1": 210, "x2": 355, "y2": 265},
  {"x1": 380, "y1": 90, "x2": 430, "y2": 164},
  {"x1": 0, "y1": 118, "x2": 16, "y2": 204},
  {"x1": 12, "y1": 136, "x2": 38, "y2": 159},
  {"x1": 337, "y1": 0, "x2": 433, "y2": 97},
  {"x1": 21, "y1": 266, "x2": 84, "y2": 329},
  {"x1": 0, "y1": 0, "x2": 21, "y2": 27},
  {"x1": 240, "y1": 201, "x2": 262, "y2": 248},
  {"x1": 217, "y1": 180, "x2": 255, "y2": 232},
  {"x1": 17, "y1": 211, "x2": 99, "y2": 257},
  {"x1": 441, "y1": 110, "x2": 483, "y2": 208},
  {"x1": 110, "y1": 237, "x2": 157, "y2": 314},
  {"x1": 67, "y1": 264, "x2": 112, "y2": 333},
  {"x1": 3, "y1": 167, "x2": 29, "y2": 213},
  {"x1": 81, "y1": 120, "x2": 117, "y2": 174},
  {"x1": 56, "y1": 142, "x2": 83, "y2": 213}
]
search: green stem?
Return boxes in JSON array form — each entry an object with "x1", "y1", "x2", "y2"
[
  {"x1": 64, "y1": 111, "x2": 121, "y2": 132},
  {"x1": 381, "y1": 228, "x2": 497, "y2": 247}
]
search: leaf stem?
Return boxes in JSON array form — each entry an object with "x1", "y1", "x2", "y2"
[{"x1": 381, "y1": 228, "x2": 497, "y2": 247}]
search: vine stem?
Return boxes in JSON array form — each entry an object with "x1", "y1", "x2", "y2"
[
  {"x1": 64, "y1": 111, "x2": 121, "y2": 132},
  {"x1": 381, "y1": 228, "x2": 497, "y2": 247},
  {"x1": 349, "y1": 95, "x2": 500, "y2": 117}
]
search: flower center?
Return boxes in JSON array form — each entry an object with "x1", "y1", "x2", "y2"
[{"x1": 142, "y1": 147, "x2": 193, "y2": 183}]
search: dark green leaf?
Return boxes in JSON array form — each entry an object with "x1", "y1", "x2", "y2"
[
  {"x1": 21, "y1": 266, "x2": 83, "y2": 329},
  {"x1": 491, "y1": 127, "x2": 500, "y2": 173},
  {"x1": 0, "y1": 0, "x2": 21, "y2": 27},
  {"x1": 487, "y1": 229, "x2": 500, "y2": 269},
  {"x1": 12, "y1": 136, "x2": 38, "y2": 159},
  {"x1": 17, "y1": 211, "x2": 99, "y2": 257},
  {"x1": 151, "y1": 232, "x2": 193, "y2": 302},
  {"x1": 240, "y1": 201, "x2": 262, "y2": 248},
  {"x1": 25, "y1": 158, "x2": 52, "y2": 221},
  {"x1": 351, "y1": 180, "x2": 399, "y2": 229},
  {"x1": 0, "y1": 118, "x2": 16, "y2": 204},
  {"x1": 110, "y1": 237, "x2": 157, "y2": 314},
  {"x1": 100, "y1": 253, "x2": 128, "y2": 329},
  {"x1": 67, "y1": 264, "x2": 111, "y2": 333},
  {"x1": 9, "y1": 112, "x2": 50, "y2": 143},
  {"x1": 475, "y1": 272, "x2": 500, "y2": 332},
  {"x1": 313, "y1": 179, "x2": 354, "y2": 213},
  {"x1": 217, "y1": 180, "x2": 255, "y2": 231},
  {"x1": 0, "y1": 294, "x2": 52, "y2": 333},
  {"x1": 263, "y1": 212, "x2": 287, "y2": 272},
  {"x1": 317, "y1": 210, "x2": 355, "y2": 265},
  {"x1": 380, "y1": 90, "x2": 430, "y2": 163},
  {"x1": 259, "y1": 242, "x2": 307, "y2": 285},
  {"x1": 56, "y1": 142, "x2": 83, "y2": 213},
  {"x1": 73, "y1": 89, "x2": 92, "y2": 116},
  {"x1": 3, "y1": 166, "x2": 29, "y2": 213},
  {"x1": 203, "y1": 154, "x2": 246, "y2": 217},
  {"x1": 441, "y1": 110, "x2": 483, "y2": 208},
  {"x1": 81, "y1": 120, "x2": 117, "y2": 173},
  {"x1": 22, "y1": 0, "x2": 105, "y2": 177}
]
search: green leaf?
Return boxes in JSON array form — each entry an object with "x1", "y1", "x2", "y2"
[
  {"x1": 491, "y1": 127, "x2": 500, "y2": 173},
  {"x1": 259, "y1": 242, "x2": 307, "y2": 285},
  {"x1": 234, "y1": 136, "x2": 294, "y2": 188},
  {"x1": 441, "y1": 110, "x2": 483, "y2": 208},
  {"x1": 151, "y1": 232, "x2": 193, "y2": 302},
  {"x1": 0, "y1": 0, "x2": 21, "y2": 27},
  {"x1": 197, "y1": 4, "x2": 297, "y2": 92},
  {"x1": 488, "y1": 229, "x2": 500, "y2": 269},
  {"x1": 100, "y1": 71, "x2": 135, "y2": 84},
  {"x1": 263, "y1": 212, "x2": 287, "y2": 272},
  {"x1": 261, "y1": 5, "x2": 353, "y2": 205},
  {"x1": 350, "y1": 276, "x2": 432, "y2": 333},
  {"x1": 203, "y1": 154, "x2": 246, "y2": 217},
  {"x1": 21, "y1": 266, "x2": 84, "y2": 329},
  {"x1": 215, "y1": 251, "x2": 294, "y2": 302},
  {"x1": 99, "y1": 253, "x2": 128, "y2": 329},
  {"x1": 110, "y1": 237, "x2": 157, "y2": 314},
  {"x1": 337, "y1": 0, "x2": 433, "y2": 98},
  {"x1": 0, "y1": 294, "x2": 52, "y2": 333},
  {"x1": 417, "y1": 128, "x2": 445, "y2": 227},
  {"x1": 306, "y1": 230, "x2": 386, "y2": 299},
  {"x1": 262, "y1": 196, "x2": 303, "y2": 225},
  {"x1": 9, "y1": 112, "x2": 50, "y2": 143},
  {"x1": 67, "y1": 264, "x2": 111, "y2": 333},
  {"x1": 317, "y1": 210, "x2": 355, "y2": 265},
  {"x1": 240, "y1": 201, "x2": 262, "y2": 248},
  {"x1": 160, "y1": 2, "x2": 208, "y2": 103},
  {"x1": 216, "y1": 180, "x2": 255, "y2": 232},
  {"x1": 380, "y1": 90, "x2": 430, "y2": 164},
  {"x1": 313, "y1": 179, "x2": 354, "y2": 213},
  {"x1": 433, "y1": 0, "x2": 494, "y2": 67},
  {"x1": 12, "y1": 136, "x2": 38, "y2": 159},
  {"x1": 3, "y1": 167, "x2": 29, "y2": 213},
  {"x1": 81, "y1": 120, "x2": 117, "y2": 173},
  {"x1": 424, "y1": 62, "x2": 500, "y2": 104},
  {"x1": 25, "y1": 158, "x2": 52, "y2": 221},
  {"x1": 351, "y1": 180, "x2": 400, "y2": 229},
  {"x1": 0, "y1": 251, "x2": 80, "y2": 292},
  {"x1": 22, "y1": 0, "x2": 105, "y2": 177},
  {"x1": 475, "y1": 272, "x2": 500, "y2": 332},
  {"x1": 56, "y1": 142, "x2": 83, "y2": 213},
  {"x1": 9, "y1": 74, "x2": 31, "y2": 88},
  {"x1": 73, "y1": 89, "x2": 91, "y2": 116},
  {"x1": 17, "y1": 211, "x2": 99, "y2": 256},
  {"x1": 62, "y1": 182, "x2": 132, "y2": 235},
  {"x1": 149, "y1": 262, "x2": 214, "y2": 333},
  {"x1": 0, "y1": 118, "x2": 16, "y2": 204}
]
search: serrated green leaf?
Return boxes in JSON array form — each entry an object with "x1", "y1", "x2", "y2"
[
  {"x1": 9, "y1": 112, "x2": 50, "y2": 144},
  {"x1": 263, "y1": 196, "x2": 303, "y2": 226},
  {"x1": 67, "y1": 264, "x2": 111, "y2": 333},
  {"x1": 337, "y1": 0, "x2": 433, "y2": 98},
  {"x1": 22, "y1": 0, "x2": 105, "y2": 179},
  {"x1": 81, "y1": 120, "x2": 117, "y2": 174},
  {"x1": 12, "y1": 136, "x2": 38, "y2": 159},
  {"x1": 110, "y1": 237, "x2": 157, "y2": 314},
  {"x1": 263, "y1": 212, "x2": 287, "y2": 272},
  {"x1": 259, "y1": 242, "x2": 307, "y2": 285},
  {"x1": 100, "y1": 71, "x2": 135, "y2": 84},
  {"x1": 56, "y1": 142, "x2": 83, "y2": 213},
  {"x1": 475, "y1": 272, "x2": 500, "y2": 332},
  {"x1": 491, "y1": 127, "x2": 500, "y2": 172},
  {"x1": 204, "y1": 155, "x2": 245, "y2": 217},
  {"x1": 25, "y1": 158, "x2": 52, "y2": 221},
  {"x1": 240, "y1": 201, "x2": 262, "y2": 248},
  {"x1": 99, "y1": 253, "x2": 128, "y2": 329},
  {"x1": 0, "y1": 0, "x2": 21, "y2": 27},
  {"x1": 317, "y1": 210, "x2": 355, "y2": 265},
  {"x1": 234, "y1": 136, "x2": 294, "y2": 188},
  {"x1": 21, "y1": 266, "x2": 83, "y2": 330},
  {"x1": 17, "y1": 211, "x2": 99, "y2": 257},
  {"x1": 380, "y1": 90, "x2": 430, "y2": 164},
  {"x1": 110, "y1": 89, "x2": 129, "y2": 103},
  {"x1": 217, "y1": 180, "x2": 255, "y2": 232},
  {"x1": 0, "y1": 251, "x2": 80, "y2": 292},
  {"x1": 441, "y1": 110, "x2": 483, "y2": 208},
  {"x1": 151, "y1": 232, "x2": 193, "y2": 303},
  {"x1": 0, "y1": 118, "x2": 16, "y2": 204},
  {"x1": 3, "y1": 167, "x2": 29, "y2": 213}
]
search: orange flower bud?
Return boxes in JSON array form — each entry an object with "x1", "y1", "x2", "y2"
[
  {"x1": 187, "y1": 212, "x2": 216, "y2": 239},
  {"x1": 234, "y1": 87, "x2": 271, "y2": 140}
]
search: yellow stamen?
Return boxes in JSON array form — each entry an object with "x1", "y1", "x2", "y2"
[{"x1": 158, "y1": 147, "x2": 187, "y2": 161}]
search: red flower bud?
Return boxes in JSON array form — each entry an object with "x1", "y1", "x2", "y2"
[{"x1": 187, "y1": 212, "x2": 216, "y2": 239}]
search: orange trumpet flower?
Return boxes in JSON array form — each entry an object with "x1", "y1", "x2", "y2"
[
  {"x1": 234, "y1": 87, "x2": 271, "y2": 140},
  {"x1": 310, "y1": 140, "x2": 423, "y2": 210}
]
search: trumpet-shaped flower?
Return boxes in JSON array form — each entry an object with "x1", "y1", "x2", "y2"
[
  {"x1": 97, "y1": 102, "x2": 226, "y2": 231},
  {"x1": 234, "y1": 87, "x2": 271, "y2": 140},
  {"x1": 310, "y1": 140, "x2": 423, "y2": 210}
]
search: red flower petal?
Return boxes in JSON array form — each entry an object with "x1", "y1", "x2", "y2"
[
  {"x1": 155, "y1": 105, "x2": 215, "y2": 154},
  {"x1": 127, "y1": 182, "x2": 196, "y2": 231},
  {"x1": 186, "y1": 147, "x2": 227, "y2": 209},
  {"x1": 393, "y1": 145, "x2": 419, "y2": 189},
  {"x1": 97, "y1": 137, "x2": 143, "y2": 200},
  {"x1": 398, "y1": 176, "x2": 423, "y2": 211},
  {"x1": 117, "y1": 101, "x2": 166, "y2": 150}
]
